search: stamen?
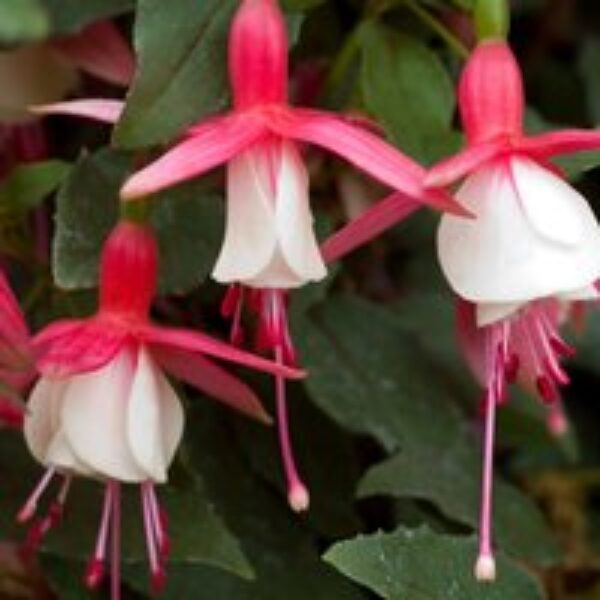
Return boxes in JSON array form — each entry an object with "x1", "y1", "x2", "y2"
[
  {"x1": 275, "y1": 345, "x2": 309, "y2": 512},
  {"x1": 141, "y1": 484, "x2": 166, "y2": 594},
  {"x1": 110, "y1": 482, "x2": 121, "y2": 600},
  {"x1": 504, "y1": 354, "x2": 520, "y2": 384},
  {"x1": 547, "y1": 400, "x2": 568, "y2": 437},
  {"x1": 21, "y1": 475, "x2": 72, "y2": 560},
  {"x1": 475, "y1": 330, "x2": 504, "y2": 583},
  {"x1": 17, "y1": 467, "x2": 56, "y2": 523},
  {"x1": 536, "y1": 376, "x2": 559, "y2": 405},
  {"x1": 85, "y1": 484, "x2": 114, "y2": 590},
  {"x1": 220, "y1": 285, "x2": 245, "y2": 345},
  {"x1": 147, "y1": 484, "x2": 170, "y2": 560}
]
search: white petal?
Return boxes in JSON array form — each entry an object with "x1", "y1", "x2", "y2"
[
  {"x1": 212, "y1": 144, "x2": 278, "y2": 283},
  {"x1": 245, "y1": 248, "x2": 305, "y2": 288},
  {"x1": 24, "y1": 378, "x2": 66, "y2": 466},
  {"x1": 61, "y1": 350, "x2": 147, "y2": 482},
  {"x1": 560, "y1": 284, "x2": 599, "y2": 301},
  {"x1": 275, "y1": 142, "x2": 326, "y2": 286},
  {"x1": 45, "y1": 430, "x2": 96, "y2": 477},
  {"x1": 126, "y1": 348, "x2": 184, "y2": 483},
  {"x1": 476, "y1": 301, "x2": 523, "y2": 327},
  {"x1": 0, "y1": 46, "x2": 78, "y2": 123},
  {"x1": 512, "y1": 157, "x2": 584, "y2": 247},
  {"x1": 437, "y1": 159, "x2": 600, "y2": 303}
]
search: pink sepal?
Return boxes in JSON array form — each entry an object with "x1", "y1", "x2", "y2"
[
  {"x1": 459, "y1": 41, "x2": 524, "y2": 145},
  {"x1": 98, "y1": 221, "x2": 158, "y2": 318},
  {"x1": 51, "y1": 21, "x2": 135, "y2": 87},
  {"x1": 321, "y1": 192, "x2": 422, "y2": 263},
  {"x1": 33, "y1": 319, "x2": 127, "y2": 377},
  {"x1": 424, "y1": 140, "x2": 504, "y2": 188},
  {"x1": 521, "y1": 129, "x2": 600, "y2": 159},
  {"x1": 140, "y1": 324, "x2": 305, "y2": 381},
  {"x1": 0, "y1": 271, "x2": 31, "y2": 356},
  {"x1": 229, "y1": 0, "x2": 288, "y2": 109},
  {"x1": 30, "y1": 100, "x2": 124, "y2": 124},
  {"x1": 120, "y1": 114, "x2": 266, "y2": 199},
  {"x1": 153, "y1": 345, "x2": 272, "y2": 423},
  {"x1": 275, "y1": 108, "x2": 466, "y2": 215}
]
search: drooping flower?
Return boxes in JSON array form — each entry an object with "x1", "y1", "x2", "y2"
[
  {"x1": 19, "y1": 217, "x2": 302, "y2": 597},
  {"x1": 427, "y1": 38, "x2": 600, "y2": 581},
  {"x1": 119, "y1": 0, "x2": 461, "y2": 278}
]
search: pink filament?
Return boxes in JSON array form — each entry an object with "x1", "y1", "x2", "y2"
[
  {"x1": 264, "y1": 290, "x2": 308, "y2": 511},
  {"x1": 18, "y1": 467, "x2": 56, "y2": 523},
  {"x1": 141, "y1": 482, "x2": 167, "y2": 593},
  {"x1": 20, "y1": 472, "x2": 71, "y2": 560},
  {"x1": 86, "y1": 484, "x2": 114, "y2": 590},
  {"x1": 111, "y1": 482, "x2": 121, "y2": 600}
]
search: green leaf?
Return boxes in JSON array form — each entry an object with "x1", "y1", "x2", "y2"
[
  {"x1": 113, "y1": 0, "x2": 236, "y2": 149},
  {"x1": 324, "y1": 527, "x2": 545, "y2": 600},
  {"x1": 360, "y1": 23, "x2": 458, "y2": 165},
  {"x1": 0, "y1": 0, "x2": 48, "y2": 45},
  {"x1": 0, "y1": 160, "x2": 70, "y2": 214},
  {"x1": 40, "y1": 0, "x2": 134, "y2": 35},
  {"x1": 358, "y1": 448, "x2": 561, "y2": 565},
  {"x1": 294, "y1": 295, "x2": 468, "y2": 452},
  {"x1": 295, "y1": 295, "x2": 560, "y2": 565},
  {"x1": 52, "y1": 149, "x2": 127, "y2": 290},
  {"x1": 52, "y1": 148, "x2": 224, "y2": 295},
  {"x1": 151, "y1": 182, "x2": 224, "y2": 295}
]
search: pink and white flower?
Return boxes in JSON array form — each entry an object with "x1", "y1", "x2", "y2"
[
  {"x1": 18, "y1": 219, "x2": 302, "y2": 597},
  {"x1": 427, "y1": 40, "x2": 600, "y2": 582}
]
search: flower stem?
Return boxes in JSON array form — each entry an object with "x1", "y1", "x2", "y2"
[{"x1": 402, "y1": 0, "x2": 470, "y2": 60}]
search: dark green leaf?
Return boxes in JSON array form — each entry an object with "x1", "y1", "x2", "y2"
[
  {"x1": 360, "y1": 23, "x2": 457, "y2": 165},
  {"x1": 113, "y1": 0, "x2": 235, "y2": 149},
  {"x1": 0, "y1": 160, "x2": 70, "y2": 214},
  {"x1": 52, "y1": 148, "x2": 224, "y2": 295},
  {"x1": 52, "y1": 149, "x2": 127, "y2": 290},
  {"x1": 151, "y1": 182, "x2": 224, "y2": 295},
  {"x1": 324, "y1": 526, "x2": 545, "y2": 600},
  {"x1": 41, "y1": 0, "x2": 134, "y2": 34},
  {"x1": 296, "y1": 295, "x2": 560, "y2": 564},
  {"x1": 358, "y1": 448, "x2": 561, "y2": 565}
]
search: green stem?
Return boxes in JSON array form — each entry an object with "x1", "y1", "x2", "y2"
[
  {"x1": 402, "y1": 0, "x2": 470, "y2": 60},
  {"x1": 323, "y1": 20, "x2": 367, "y2": 104},
  {"x1": 120, "y1": 197, "x2": 151, "y2": 223}
]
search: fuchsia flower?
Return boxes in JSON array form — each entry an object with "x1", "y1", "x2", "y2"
[
  {"x1": 120, "y1": 0, "x2": 461, "y2": 283},
  {"x1": 427, "y1": 41, "x2": 600, "y2": 582},
  {"x1": 19, "y1": 219, "x2": 301, "y2": 597}
]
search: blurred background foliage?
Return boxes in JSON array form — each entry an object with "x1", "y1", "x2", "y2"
[{"x1": 3, "y1": 0, "x2": 600, "y2": 598}]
